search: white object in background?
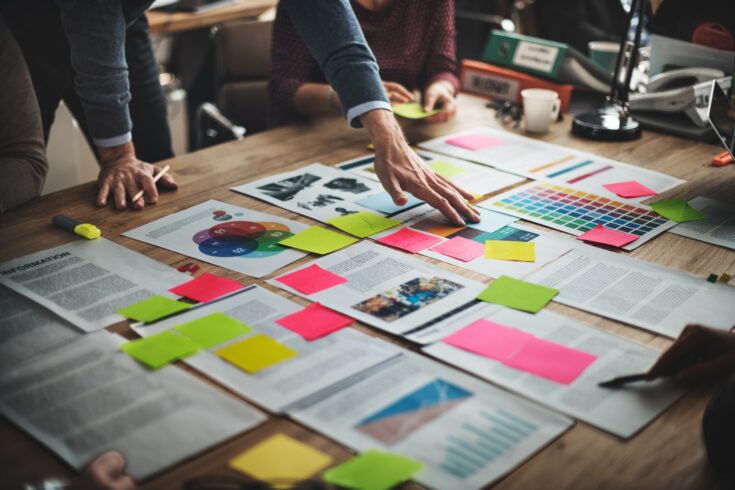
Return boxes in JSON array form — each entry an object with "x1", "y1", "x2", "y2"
[{"x1": 521, "y1": 88, "x2": 560, "y2": 133}]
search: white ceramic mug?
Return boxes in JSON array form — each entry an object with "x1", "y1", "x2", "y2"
[{"x1": 521, "y1": 88, "x2": 560, "y2": 134}]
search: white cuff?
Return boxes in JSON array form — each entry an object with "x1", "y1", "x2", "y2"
[
  {"x1": 346, "y1": 101, "x2": 393, "y2": 129},
  {"x1": 93, "y1": 132, "x2": 132, "y2": 148}
]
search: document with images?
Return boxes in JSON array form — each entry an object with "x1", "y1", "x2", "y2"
[
  {"x1": 268, "y1": 242, "x2": 486, "y2": 338},
  {"x1": 669, "y1": 197, "x2": 735, "y2": 250},
  {"x1": 424, "y1": 308, "x2": 687, "y2": 438},
  {"x1": 525, "y1": 247, "x2": 735, "y2": 337},
  {"x1": 0, "y1": 331, "x2": 265, "y2": 480},
  {"x1": 0, "y1": 238, "x2": 189, "y2": 332},
  {"x1": 133, "y1": 286, "x2": 399, "y2": 412},
  {"x1": 287, "y1": 350, "x2": 572, "y2": 490},
  {"x1": 123, "y1": 200, "x2": 309, "y2": 278},
  {"x1": 0, "y1": 285, "x2": 80, "y2": 370}
]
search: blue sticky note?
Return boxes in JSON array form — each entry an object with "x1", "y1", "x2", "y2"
[{"x1": 357, "y1": 192, "x2": 424, "y2": 214}]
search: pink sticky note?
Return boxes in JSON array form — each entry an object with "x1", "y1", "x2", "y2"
[
  {"x1": 446, "y1": 134, "x2": 503, "y2": 151},
  {"x1": 429, "y1": 236, "x2": 484, "y2": 262},
  {"x1": 376, "y1": 227, "x2": 443, "y2": 253},
  {"x1": 169, "y1": 272, "x2": 244, "y2": 303},
  {"x1": 505, "y1": 339, "x2": 597, "y2": 384},
  {"x1": 443, "y1": 319, "x2": 534, "y2": 361},
  {"x1": 275, "y1": 264, "x2": 348, "y2": 295},
  {"x1": 577, "y1": 225, "x2": 638, "y2": 248},
  {"x1": 602, "y1": 180, "x2": 657, "y2": 198},
  {"x1": 276, "y1": 303, "x2": 354, "y2": 341}
]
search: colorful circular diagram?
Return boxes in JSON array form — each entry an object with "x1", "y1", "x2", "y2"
[{"x1": 192, "y1": 221, "x2": 293, "y2": 258}]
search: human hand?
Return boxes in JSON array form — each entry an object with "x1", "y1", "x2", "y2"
[
  {"x1": 382, "y1": 81, "x2": 413, "y2": 105},
  {"x1": 360, "y1": 109, "x2": 479, "y2": 226},
  {"x1": 76, "y1": 451, "x2": 135, "y2": 490},
  {"x1": 645, "y1": 324, "x2": 735, "y2": 384},
  {"x1": 97, "y1": 142, "x2": 177, "y2": 210},
  {"x1": 422, "y1": 80, "x2": 457, "y2": 123}
]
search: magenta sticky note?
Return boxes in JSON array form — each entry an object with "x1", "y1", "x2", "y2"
[
  {"x1": 445, "y1": 134, "x2": 503, "y2": 151},
  {"x1": 376, "y1": 228, "x2": 443, "y2": 253},
  {"x1": 443, "y1": 319, "x2": 534, "y2": 361},
  {"x1": 276, "y1": 303, "x2": 354, "y2": 341},
  {"x1": 275, "y1": 264, "x2": 348, "y2": 295},
  {"x1": 577, "y1": 225, "x2": 638, "y2": 248},
  {"x1": 169, "y1": 272, "x2": 244, "y2": 303},
  {"x1": 429, "y1": 236, "x2": 484, "y2": 262},
  {"x1": 505, "y1": 339, "x2": 597, "y2": 384},
  {"x1": 602, "y1": 181, "x2": 657, "y2": 198}
]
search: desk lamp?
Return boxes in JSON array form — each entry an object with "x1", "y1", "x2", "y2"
[{"x1": 572, "y1": 0, "x2": 647, "y2": 140}]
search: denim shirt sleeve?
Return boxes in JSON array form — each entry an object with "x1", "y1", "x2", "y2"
[
  {"x1": 55, "y1": 0, "x2": 133, "y2": 146},
  {"x1": 280, "y1": 0, "x2": 391, "y2": 128}
]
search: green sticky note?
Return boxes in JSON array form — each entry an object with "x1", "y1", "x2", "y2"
[
  {"x1": 323, "y1": 450, "x2": 423, "y2": 490},
  {"x1": 649, "y1": 198, "x2": 706, "y2": 223},
  {"x1": 477, "y1": 275, "x2": 558, "y2": 313},
  {"x1": 121, "y1": 330, "x2": 199, "y2": 369},
  {"x1": 393, "y1": 102, "x2": 441, "y2": 120},
  {"x1": 117, "y1": 295, "x2": 192, "y2": 323},
  {"x1": 429, "y1": 160, "x2": 468, "y2": 179},
  {"x1": 328, "y1": 211, "x2": 401, "y2": 238},
  {"x1": 174, "y1": 312, "x2": 252, "y2": 348},
  {"x1": 278, "y1": 226, "x2": 358, "y2": 255}
]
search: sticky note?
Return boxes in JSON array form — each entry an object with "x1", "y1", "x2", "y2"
[
  {"x1": 443, "y1": 319, "x2": 533, "y2": 361},
  {"x1": 446, "y1": 134, "x2": 503, "y2": 151},
  {"x1": 169, "y1": 273, "x2": 244, "y2": 303},
  {"x1": 393, "y1": 102, "x2": 441, "y2": 119},
  {"x1": 485, "y1": 240, "x2": 536, "y2": 262},
  {"x1": 650, "y1": 198, "x2": 707, "y2": 223},
  {"x1": 602, "y1": 180, "x2": 657, "y2": 198},
  {"x1": 278, "y1": 226, "x2": 357, "y2": 255},
  {"x1": 276, "y1": 264, "x2": 348, "y2": 295},
  {"x1": 376, "y1": 227, "x2": 442, "y2": 253},
  {"x1": 276, "y1": 303, "x2": 354, "y2": 341},
  {"x1": 117, "y1": 295, "x2": 192, "y2": 323},
  {"x1": 323, "y1": 450, "x2": 423, "y2": 490},
  {"x1": 429, "y1": 236, "x2": 484, "y2": 262},
  {"x1": 215, "y1": 334, "x2": 297, "y2": 374},
  {"x1": 174, "y1": 312, "x2": 252, "y2": 348},
  {"x1": 477, "y1": 275, "x2": 558, "y2": 313},
  {"x1": 229, "y1": 433, "x2": 333, "y2": 482},
  {"x1": 121, "y1": 330, "x2": 199, "y2": 369},
  {"x1": 328, "y1": 211, "x2": 400, "y2": 238},
  {"x1": 429, "y1": 161, "x2": 468, "y2": 179},
  {"x1": 356, "y1": 192, "x2": 424, "y2": 214},
  {"x1": 577, "y1": 225, "x2": 638, "y2": 248},
  {"x1": 505, "y1": 338, "x2": 597, "y2": 384}
]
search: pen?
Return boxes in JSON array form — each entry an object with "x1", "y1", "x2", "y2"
[
  {"x1": 131, "y1": 165, "x2": 170, "y2": 203},
  {"x1": 598, "y1": 373, "x2": 647, "y2": 388},
  {"x1": 52, "y1": 215, "x2": 101, "y2": 240}
]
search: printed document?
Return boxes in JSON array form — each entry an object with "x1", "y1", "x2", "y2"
[{"x1": 669, "y1": 197, "x2": 735, "y2": 250}]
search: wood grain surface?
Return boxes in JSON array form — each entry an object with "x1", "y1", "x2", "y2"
[{"x1": 146, "y1": 0, "x2": 276, "y2": 35}]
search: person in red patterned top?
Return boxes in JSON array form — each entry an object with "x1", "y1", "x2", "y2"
[{"x1": 269, "y1": 0, "x2": 460, "y2": 127}]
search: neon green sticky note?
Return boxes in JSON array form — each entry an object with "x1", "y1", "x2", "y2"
[
  {"x1": 429, "y1": 161, "x2": 468, "y2": 179},
  {"x1": 174, "y1": 312, "x2": 252, "y2": 349},
  {"x1": 278, "y1": 226, "x2": 358, "y2": 255},
  {"x1": 215, "y1": 334, "x2": 297, "y2": 373},
  {"x1": 121, "y1": 330, "x2": 199, "y2": 369},
  {"x1": 229, "y1": 433, "x2": 333, "y2": 482},
  {"x1": 328, "y1": 211, "x2": 400, "y2": 238},
  {"x1": 649, "y1": 198, "x2": 706, "y2": 223},
  {"x1": 485, "y1": 240, "x2": 536, "y2": 262},
  {"x1": 477, "y1": 275, "x2": 558, "y2": 313},
  {"x1": 393, "y1": 102, "x2": 441, "y2": 120},
  {"x1": 117, "y1": 295, "x2": 192, "y2": 323},
  {"x1": 323, "y1": 450, "x2": 423, "y2": 490}
]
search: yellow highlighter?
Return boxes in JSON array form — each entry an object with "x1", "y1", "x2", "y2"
[{"x1": 52, "y1": 215, "x2": 101, "y2": 240}]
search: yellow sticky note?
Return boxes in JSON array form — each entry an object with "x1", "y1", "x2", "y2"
[
  {"x1": 393, "y1": 102, "x2": 441, "y2": 119},
  {"x1": 429, "y1": 161, "x2": 468, "y2": 179},
  {"x1": 215, "y1": 334, "x2": 297, "y2": 373},
  {"x1": 485, "y1": 240, "x2": 536, "y2": 262},
  {"x1": 327, "y1": 211, "x2": 400, "y2": 238},
  {"x1": 229, "y1": 433, "x2": 333, "y2": 483},
  {"x1": 278, "y1": 226, "x2": 357, "y2": 255}
]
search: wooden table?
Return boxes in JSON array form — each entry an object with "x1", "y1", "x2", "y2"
[
  {"x1": 1, "y1": 94, "x2": 734, "y2": 489},
  {"x1": 146, "y1": 0, "x2": 276, "y2": 35}
]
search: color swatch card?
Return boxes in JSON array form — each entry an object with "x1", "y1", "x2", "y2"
[
  {"x1": 481, "y1": 181, "x2": 676, "y2": 250},
  {"x1": 123, "y1": 200, "x2": 309, "y2": 278}
]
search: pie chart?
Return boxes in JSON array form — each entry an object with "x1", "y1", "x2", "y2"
[{"x1": 192, "y1": 221, "x2": 294, "y2": 258}]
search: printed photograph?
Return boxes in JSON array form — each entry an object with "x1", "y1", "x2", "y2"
[{"x1": 257, "y1": 173, "x2": 321, "y2": 201}]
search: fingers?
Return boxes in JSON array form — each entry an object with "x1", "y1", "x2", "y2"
[
  {"x1": 113, "y1": 183, "x2": 127, "y2": 210},
  {"x1": 437, "y1": 174, "x2": 476, "y2": 202},
  {"x1": 423, "y1": 89, "x2": 439, "y2": 112},
  {"x1": 676, "y1": 355, "x2": 735, "y2": 384},
  {"x1": 141, "y1": 172, "x2": 158, "y2": 205},
  {"x1": 378, "y1": 170, "x2": 407, "y2": 206},
  {"x1": 415, "y1": 185, "x2": 465, "y2": 226},
  {"x1": 383, "y1": 81, "x2": 413, "y2": 104},
  {"x1": 123, "y1": 177, "x2": 144, "y2": 210},
  {"x1": 97, "y1": 180, "x2": 111, "y2": 207},
  {"x1": 433, "y1": 179, "x2": 480, "y2": 223},
  {"x1": 160, "y1": 172, "x2": 178, "y2": 190},
  {"x1": 79, "y1": 451, "x2": 135, "y2": 490}
]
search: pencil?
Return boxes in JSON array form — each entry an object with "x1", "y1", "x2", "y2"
[
  {"x1": 597, "y1": 373, "x2": 647, "y2": 388},
  {"x1": 132, "y1": 165, "x2": 170, "y2": 203}
]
